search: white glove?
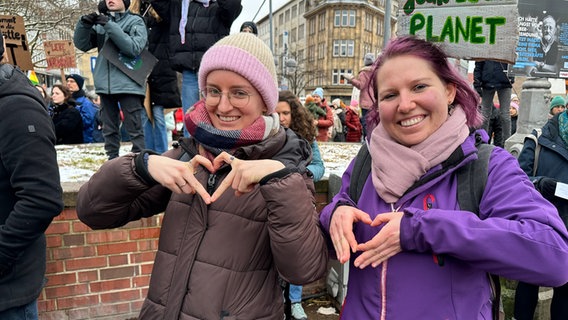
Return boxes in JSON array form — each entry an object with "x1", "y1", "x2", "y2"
[{"x1": 341, "y1": 73, "x2": 354, "y2": 81}]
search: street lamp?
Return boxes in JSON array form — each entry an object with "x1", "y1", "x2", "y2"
[{"x1": 275, "y1": 55, "x2": 297, "y2": 91}]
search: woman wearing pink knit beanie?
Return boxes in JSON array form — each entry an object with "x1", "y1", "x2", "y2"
[{"x1": 76, "y1": 32, "x2": 328, "y2": 319}]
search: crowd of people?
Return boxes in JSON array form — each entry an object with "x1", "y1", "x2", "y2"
[{"x1": 4, "y1": 1, "x2": 568, "y2": 320}]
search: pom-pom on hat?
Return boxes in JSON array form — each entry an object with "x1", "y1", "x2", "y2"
[
  {"x1": 550, "y1": 96, "x2": 566, "y2": 110},
  {"x1": 65, "y1": 74, "x2": 85, "y2": 89},
  {"x1": 198, "y1": 33, "x2": 278, "y2": 114}
]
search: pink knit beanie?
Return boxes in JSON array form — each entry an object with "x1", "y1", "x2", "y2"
[{"x1": 198, "y1": 33, "x2": 278, "y2": 114}]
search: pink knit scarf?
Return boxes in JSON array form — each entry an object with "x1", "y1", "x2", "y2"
[{"x1": 369, "y1": 106, "x2": 470, "y2": 203}]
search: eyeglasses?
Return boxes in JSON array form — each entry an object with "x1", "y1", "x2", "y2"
[{"x1": 200, "y1": 87, "x2": 254, "y2": 108}]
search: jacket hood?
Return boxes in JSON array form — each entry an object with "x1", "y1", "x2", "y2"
[{"x1": 0, "y1": 64, "x2": 47, "y2": 111}]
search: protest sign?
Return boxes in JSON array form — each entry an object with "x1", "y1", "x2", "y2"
[
  {"x1": 0, "y1": 15, "x2": 33, "y2": 70},
  {"x1": 397, "y1": 0, "x2": 519, "y2": 64},
  {"x1": 44, "y1": 40, "x2": 76, "y2": 69}
]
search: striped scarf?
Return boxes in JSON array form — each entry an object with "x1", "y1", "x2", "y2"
[{"x1": 184, "y1": 100, "x2": 280, "y2": 156}]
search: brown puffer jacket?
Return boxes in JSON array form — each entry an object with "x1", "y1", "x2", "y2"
[{"x1": 76, "y1": 128, "x2": 328, "y2": 320}]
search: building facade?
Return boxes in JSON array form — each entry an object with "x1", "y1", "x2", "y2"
[{"x1": 257, "y1": 0, "x2": 398, "y2": 103}]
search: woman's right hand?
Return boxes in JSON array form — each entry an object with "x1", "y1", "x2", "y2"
[
  {"x1": 147, "y1": 154, "x2": 214, "y2": 204},
  {"x1": 330, "y1": 205, "x2": 373, "y2": 264}
]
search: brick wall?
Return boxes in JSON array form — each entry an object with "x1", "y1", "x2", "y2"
[{"x1": 37, "y1": 180, "x2": 331, "y2": 320}]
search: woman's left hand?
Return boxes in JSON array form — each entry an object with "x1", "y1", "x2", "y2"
[
  {"x1": 354, "y1": 211, "x2": 404, "y2": 268},
  {"x1": 210, "y1": 152, "x2": 285, "y2": 201}
]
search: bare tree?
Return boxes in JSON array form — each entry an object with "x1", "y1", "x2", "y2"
[
  {"x1": 1, "y1": 0, "x2": 98, "y2": 68},
  {"x1": 277, "y1": 49, "x2": 325, "y2": 98}
]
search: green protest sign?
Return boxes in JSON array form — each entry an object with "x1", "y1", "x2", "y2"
[{"x1": 397, "y1": 0, "x2": 519, "y2": 63}]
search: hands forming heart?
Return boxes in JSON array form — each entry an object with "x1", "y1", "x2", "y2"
[
  {"x1": 147, "y1": 152, "x2": 285, "y2": 205},
  {"x1": 329, "y1": 205, "x2": 403, "y2": 268}
]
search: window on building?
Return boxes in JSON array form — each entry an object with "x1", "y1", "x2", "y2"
[
  {"x1": 377, "y1": 17, "x2": 384, "y2": 36},
  {"x1": 332, "y1": 68, "x2": 354, "y2": 85},
  {"x1": 299, "y1": 0, "x2": 305, "y2": 14},
  {"x1": 292, "y1": 5, "x2": 297, "y2": 18},
  {"x1": 335, "y1": 10, "x2": 356, "y2": 27},
  {"x1": 365, "y1": 13, "x2": 373, "y2": 31},
  {"x1": 279, "y1": 13, "x2": 284, "y2": 25},
  {"x1": 291, "y1": 27, "x2": 297, "y2": 43},
  {"x1": 309, "y1": 19, "x2": 316, "y2": 35},
  {"x1": 318, "y1": 42, "x2": 325, "y2": 59},
  {"x1": 298, "y1": 49, "x2": 304, "y2": 63},
  {"x1": 319, "y1": 13, "x2": 326, "y2": 31},
  {"x1": 333, "y1": 40, "x2": 355, "y2": 57},
  {"x1": 285, "y1": 9, "x2": 290, "y2": 22},
  {"x1": 308, "y1": 45, "x2": 315, "y2": 62},
  {"x1": 298, "y1": 24, "x2": 305, "y2": 40}
]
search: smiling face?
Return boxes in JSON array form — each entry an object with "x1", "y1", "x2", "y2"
[
  {"x1": 376, "y1": 54, "x2": 456, "y2": 147},
  {"x1": 205, "y1": 70, "x2": 266, "y2": 131}
]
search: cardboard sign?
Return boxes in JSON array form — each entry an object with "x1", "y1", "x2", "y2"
[
  {"x1": 44, "y1": 40, "x2": 76, "y2": 69},
  {"x1": 397, "y1": 0, "x2": 519, "y2": 64},
  {"x1": 0, "y1": 15, "x2": 33, "y2": 70},
  {"x1": 100, "y1": 41, "x2": 157, "y2": 87}
]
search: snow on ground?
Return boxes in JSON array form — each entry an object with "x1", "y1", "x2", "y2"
[{"x1": 56, "y1": 142, "x2": 363, "y2": 183}]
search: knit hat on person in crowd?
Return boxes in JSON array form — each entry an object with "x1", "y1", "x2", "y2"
[
  {"x1": 312, "y1": 87, "x2": 324, "y2": 99},
  {"x1": 198, "y1": 32, "x2": 278, "y2": 114},
  {"x1": 550, "y1": 96, "x2": 566, "y2": 110},
  {"x1": 331, "y1": 98, "x2": 341, "y2": 108},
  {"x1": 363, "y1": 53, "x2": 375, "y2": 66},
  {"x1": 65, "y1": 74, "x2": 85, "y2": 89},
  {"x1": 350, "y1": 99, "x2": 359, "y2": 107},
  {"x1": 510, "y1": 101, "x2": 519, "y2": 111},
  {"x1": 511, "y1": 93, "x2": 519, "y2": 103},
  {"x1": 240, "y1": 21, "x2": 258, "y2": 35}
]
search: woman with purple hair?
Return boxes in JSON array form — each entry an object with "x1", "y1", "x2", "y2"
[{"x1": 319, "y1": 35, "x2": 568, "y2": 319}]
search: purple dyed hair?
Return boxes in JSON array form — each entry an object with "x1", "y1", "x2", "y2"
[{"x1": 365, "y1": 35, "x2": 483, "y2": 135}]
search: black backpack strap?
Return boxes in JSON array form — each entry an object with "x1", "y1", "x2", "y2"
[
  {"x1": 456, "y1": 143, "x2": 494, "y2": 214},
  {"x1": 349, "y1": 143, "x2": 372, "y2": 203},
  {"x1": 456, "y1": 141, "x2": 500, "y2": 320}
]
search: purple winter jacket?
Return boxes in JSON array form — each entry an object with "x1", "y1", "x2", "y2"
[{"x1": 320, "y1": 133, "x2": 568, "y2": 319}]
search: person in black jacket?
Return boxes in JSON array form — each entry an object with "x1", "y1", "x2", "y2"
[
  {"x1": 50, "y1": 84, "x2": 84, "y2": 145},
  {"x1": 0, "y1": 30, "x2": 63, "y2": 319},
  {"x1": 132, "y1": 0, "x2": 181, "y2": 153},
  {"x1": 515, "y1": 110, "x2": 568, "y2": 319},
  {"x1": 149, "y1": 0, "x2": 242, "y2": 137},
  {"x1": 473, "y1": 60, "x2": 515, "y2": 144}
]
